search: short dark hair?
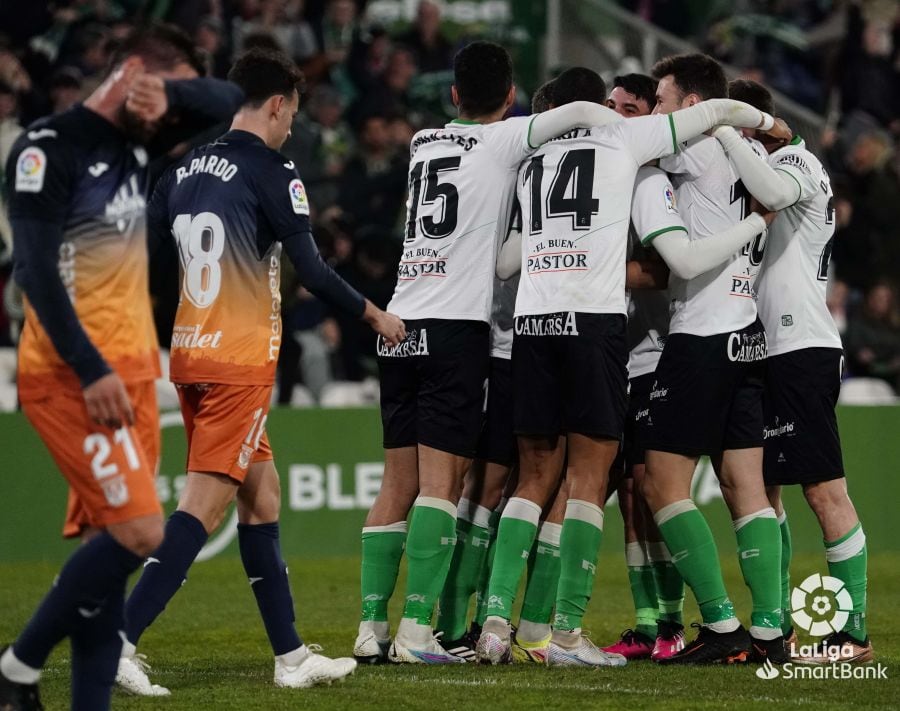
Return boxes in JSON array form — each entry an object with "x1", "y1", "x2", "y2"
[
  {"x1": 651, "y1": 53, "x2": 727, "y2": 101},
  {"x1": 453, "y1": 41, "x2": 512, "y2": 116},
  {"x1": 531, "y1": 79, "x2": 555, "y2": 113},
  {"x1": 108, "y1": 23, "x2": 205, "y2": 76},
  {"x1": 228, "y1": 48, "x2": 305, "y2": 108},
  {"x1": 551, "y1": 67, "x2": 606, "y2": 107},
  {"x1": 728, "y1": 79, "x2": 774, "y2": 116},
  {"x1": 612, "y1": 73, "x2": 657, "y2": 109}
]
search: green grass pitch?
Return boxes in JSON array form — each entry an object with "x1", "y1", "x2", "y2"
[{"x1": 2, "y1": 552, "x2": 897, "y2": 710}]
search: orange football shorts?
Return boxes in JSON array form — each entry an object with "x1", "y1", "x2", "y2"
[
  {"x1": 176, "y1": 383, "x2": 274, "y2": 483},
  {"x1": 22, "y1": 379, "x2": 162, "y2": 538}
]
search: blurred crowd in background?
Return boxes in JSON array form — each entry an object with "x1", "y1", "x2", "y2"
[{"x1": 0, "y1": 0, "x2": 898, "y2": 405}]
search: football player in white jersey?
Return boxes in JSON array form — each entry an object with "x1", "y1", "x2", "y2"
[
  {"x1": 474, "y1": 66, "x2": 783, "y2": 668},
  {"x1": 715, "y1": 79, "x2": 872, "y2": 664},
  {"x1": 639, "y1": 53, "x2": 787, "y2": 665},
  {"x1": 601, "y1": 73, "x2": 687, "y2": 662},
  {"x1": 434, "y1": 82, "x2": 570, "y2": 662},
  {"x1": 355, "y1": 41, "x2": 633, "y2": 665}
]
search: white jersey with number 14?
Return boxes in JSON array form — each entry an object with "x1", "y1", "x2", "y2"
[{"x1": 514, "y1": 114, "x2": 676, "y2": 317}]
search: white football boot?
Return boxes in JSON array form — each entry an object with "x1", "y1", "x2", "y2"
[
  {"x1": 388, "y1": 619, "x2": 465, "y2": 664},
  {"x1": 116, "y1": 652, "x2": 171, "y2": 696},
  {"x1": 274, "y1": 645, "x2": 357, "y2": 688},
  {"x1": 353, "y1": 620, "x2": 391, "y2": 664},
  {"x1": 475, "y1": 616, "x2": 513, "y2": 665},
  {"x1": 547, "y1": 629, "x2": 627, "y2": 668}
]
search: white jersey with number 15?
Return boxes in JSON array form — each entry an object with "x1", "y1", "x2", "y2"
[{"x1": 388, "y1": 117, "x2": 535, "y2": 323}]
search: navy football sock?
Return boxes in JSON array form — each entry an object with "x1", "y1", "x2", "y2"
[
  {"x1": 238, "y1": 522, "x2": 303, "y2": 655},
  {"x1": 69, "y1": 580, "x2": 126, "y2": 711},
  {"x1": 14, "y1": 532, "x2": 142, "y2": 670},
  {"x1": 124, "y1": 511, "x2": 208, "y2": 646}
]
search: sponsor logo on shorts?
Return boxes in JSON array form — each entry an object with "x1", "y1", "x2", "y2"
[
  {"x1": 171, "y1": 324, "x2": 224, "y2": 350},
  {"x1": 764, "y1": 416, "x2": 795, "y2": 440},
  {"x1": 782, "y1": 314, "x2": 794, "y2": 327},
  {"x1": 101, "y1": 476, "x2": 130, "y2": 507},
  {"x1": 238, "y1": 444, "x2": 254, "y2": 469},
  {"x1": 727, "y1": 330, "x2": 768, "y2": 362},
  {"x1": 649, "y1": 385, "x2": 668, "y2": 400},
  {"x1": 378, "y1": 328, "x2": 429, "y2": 357},
  {"x1": 635, "y1": 407, "x2": 650, "y2": 422},
  {"x1": 514, "y1": 312, "x2": 579, "y2": 336}
]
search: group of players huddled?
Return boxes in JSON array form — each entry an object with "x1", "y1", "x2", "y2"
[
  {"x1": 0, "y1": 22, "x2": 872, "y2": 711},
  {"x1": 353, "y1": 43, "x2": 872, "y2": 672}
]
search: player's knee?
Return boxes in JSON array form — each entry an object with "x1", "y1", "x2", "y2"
[
  {"x1": 638, "y1": 469, "x2": 658, "y2": 507},
  {"x1": 803, "y1": 480, "x2": 851, "y2": 518},
  {"x1": 111, "y1": 518, "x2": 164, "y2": 558}
]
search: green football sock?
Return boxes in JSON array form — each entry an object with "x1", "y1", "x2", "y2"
[
  {"x1": 401, "y1": 497, "x2": 458, "y2": 625},
  {"x1": 554, "y1": 500, "x2": 604, "y2": 632},
  {"x1": 826, "y1": 522, "x2": 868, "y2": 642},
  {"x1": 484, "y1": 497, "x2": 542, "y2": 621},
  {"x1": 360, "y1": 522, "x2": 407, "y2": 622},
  {"x1": 648, "y1": 540, "x2": 684, "y2": 626},
  {"x1": 655, "y1": 500, "x2": 736, "y2": 625},
  {"x1": 734, "y1": 508, "x2": 782, "y2": 635},
  {"x1": 473, "y1": 503, "x2": 503, "y2": 627},
  {"x1": 520, "y1": 521, "x2": 562, "y2": 625},
  {"x1": 625, "y1": 541, "x2": 659, "y2": 638},
  {"x1": 436, "y1": 499, "x2": 493, "y2": 640},
  {"x1": 778, "y1": 512, "x2": 793, "y2": 635}
]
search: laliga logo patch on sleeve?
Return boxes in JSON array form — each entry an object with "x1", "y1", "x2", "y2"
[
  {"x1": 15, "y1": 147, "x2": 47, "y2": 193},
  {"x1": 664, "y1": 184, "x2": 678, "y2": 214},
  {"x1": 289, "y1": 178, "x2": 309, "y2": 216}
]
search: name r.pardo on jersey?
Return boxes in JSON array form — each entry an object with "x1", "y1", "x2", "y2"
[{"x1": 727, "y1": 329, "x2": 768, "y2": 362}]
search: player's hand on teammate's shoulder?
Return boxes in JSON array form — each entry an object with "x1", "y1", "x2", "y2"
[
  {"x1": 83, "y1": 372, "x2": 135, "y2": 430},
  {"x1": 762, "y1": 117, "x2": 792, "y2": 144},
  {"x1": 362, "y1": 300, "x2": 407, "y2": 347}
]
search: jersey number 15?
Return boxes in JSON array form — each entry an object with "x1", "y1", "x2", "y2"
[{"x1": 405, "y1": 157, "x2": 461, "y2": 243}]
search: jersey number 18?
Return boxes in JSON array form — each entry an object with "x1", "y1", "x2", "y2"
[{"x1": 173, "y1": 212, "x2": 225, "y2": 308}]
